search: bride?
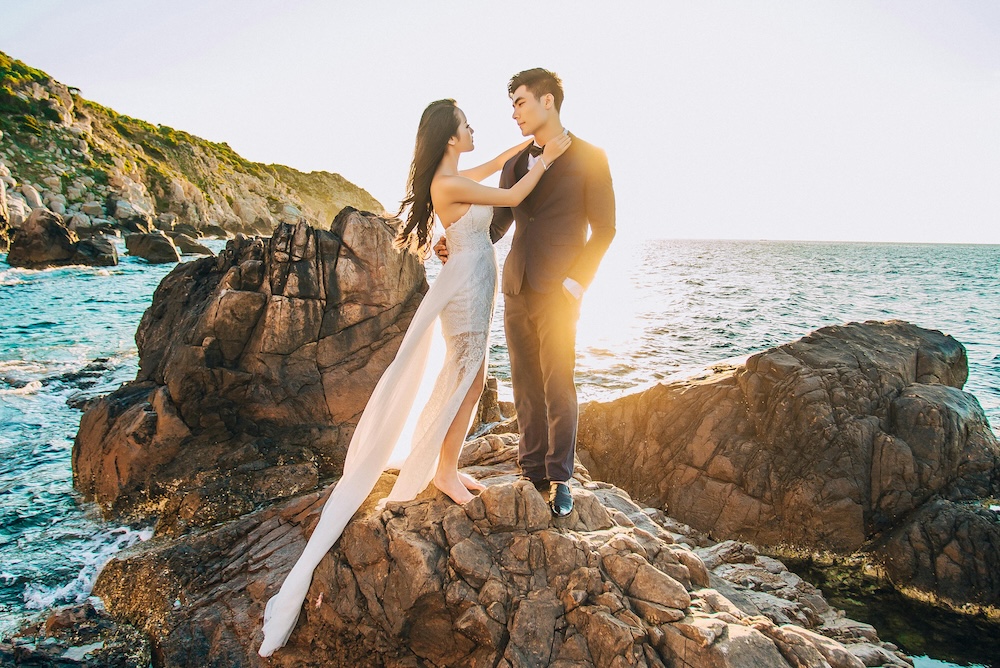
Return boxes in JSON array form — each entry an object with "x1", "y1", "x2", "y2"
[{"x1": 258, "y1": 99, "x2": 570, "y2": 656}]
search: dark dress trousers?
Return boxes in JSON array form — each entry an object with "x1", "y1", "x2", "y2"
[{"x1": 490, "y1": 134, "x2": 616, "y2": 483}]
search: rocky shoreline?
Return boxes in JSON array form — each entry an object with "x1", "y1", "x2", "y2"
[
  {"x1": 4, "y1": 436, "x2": 917, "y2": 668},
  {"x1": 3, "y1": 206, "x2": 998, "y2": 665},
  {"x1": 4, "y1": 46, "x2": 998, "y2": 663},
  {"x1": 1, "y1": 49, "x2": 383, "y2": 264}
]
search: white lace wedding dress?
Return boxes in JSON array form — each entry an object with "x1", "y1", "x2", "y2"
[{"x1": 258, "y1": 203, "x2": 498, "y2": 656}]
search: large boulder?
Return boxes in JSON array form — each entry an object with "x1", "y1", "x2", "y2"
[
  {"x1": 125, "y1": 232, "x2": 181, "y2": 263},
  {"x1": 73, "y1": 208, "x2": 426, "y2": 532},
  {"x1": 577, "y1": 321, "x2": 1000, "y2": 606},
  {"x1": 90, "y1": 435, "x2": 909, "y2": 668},
  {"x1": 168, "y1": 231, "x2": 214, "y2": 255},
  {"x1": 6, "y1": 208, "x2": 78, "y2": 267},
  {"x1": 71, "y1": 235, "x2": 119, "y2": 267}
]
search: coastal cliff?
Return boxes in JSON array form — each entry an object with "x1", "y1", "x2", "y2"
[{"x1": 0, "y1": 50, "x2": 383, "y2": 249}]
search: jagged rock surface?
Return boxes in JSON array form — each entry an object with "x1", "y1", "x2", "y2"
[
  {"x1": 72, "y1": 208, "x2": 426, "y2": 532},
  {"x1": 577, "y1": 321, "x2": 1000, "y2": 607},
  {"x1": 93, "y1": 436, "x2": 912, "y2": 668}
]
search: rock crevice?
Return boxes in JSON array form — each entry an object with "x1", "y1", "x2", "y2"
[{"x1": 72, "y1": 209, "x2": 426, "y2": 533}]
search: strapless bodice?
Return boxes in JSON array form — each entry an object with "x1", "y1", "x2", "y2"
[{"x1": 445, "y1": 204, "x2": 494, "y2": 256}]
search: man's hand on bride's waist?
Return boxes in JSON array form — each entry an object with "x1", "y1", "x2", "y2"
[{"x1": 434, "y1": 236, "x2": 449, "y2": 264}]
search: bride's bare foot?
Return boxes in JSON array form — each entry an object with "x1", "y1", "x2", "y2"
[
  {"x1": 458, "y1": 472, "x2": 485, "y2": 492},
  {"x1": 434, "y1": 473, "x2": 475, "y2": 505}
]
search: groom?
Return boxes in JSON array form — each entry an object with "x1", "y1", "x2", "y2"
[{"x1": 439, "y1": 68, "x2": 616, "y2": 516}]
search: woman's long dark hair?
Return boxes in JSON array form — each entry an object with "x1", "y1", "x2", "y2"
[{"x1": 395, "y1": 99, "x2": 460, "y2": 254}]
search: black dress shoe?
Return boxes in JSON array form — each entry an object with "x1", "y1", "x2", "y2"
[
  {"x1": 519, "y1": 475, "x2": 549, "y2": 493},
  {"x1": 549, "y1": 482, "x2": 573, "y2": 517}
]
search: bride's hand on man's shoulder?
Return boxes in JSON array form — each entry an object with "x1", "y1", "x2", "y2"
[
  {"x1": 434, "y1": 235, "x2": 449, "y2": 263},
  {"x1": 542, "y1": 132, "x2": 572, "y2": 164}
]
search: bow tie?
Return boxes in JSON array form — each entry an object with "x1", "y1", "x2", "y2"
[{"x1": 528, "y1": 143, "x2": 543, "y2": 157}]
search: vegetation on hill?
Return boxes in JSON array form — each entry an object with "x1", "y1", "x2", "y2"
[{"x1": 0, "y1": 50, "x2": 384, "y2": 236}]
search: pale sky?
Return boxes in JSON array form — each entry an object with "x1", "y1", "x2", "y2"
[{"x1": 2, "y1": 0, "x2": 999, "y2": 243}]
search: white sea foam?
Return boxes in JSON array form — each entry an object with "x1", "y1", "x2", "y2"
[
  {"x1": 0, "y1": 268, "x2": 30, "y2": 287},
  {"x1": 21, "y1": 525, "x2": 153, "y2": 610},
  {"x1": 0, "y1": 380, "x2": 42, "y2": 396},
  {"x1": 0, "y1": 359, "x2": 49, "y2": 377}
]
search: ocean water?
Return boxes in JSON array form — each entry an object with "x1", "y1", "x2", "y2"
[{"x1": 1, "y1": 237, "x2": 998, "y2": 667}]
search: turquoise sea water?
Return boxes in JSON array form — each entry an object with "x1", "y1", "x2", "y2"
[{"x1": 1, "y1": 237, "x2": 997, "y2": 666}]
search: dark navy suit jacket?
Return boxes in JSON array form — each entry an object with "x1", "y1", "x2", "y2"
[{"x1": 489, "y1": 134, "x2": 616, "y2": 295}]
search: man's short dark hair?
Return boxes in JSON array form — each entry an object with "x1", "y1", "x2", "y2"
[{"x1": 508, "y1": 68, "x2": 564, "y2": 113}]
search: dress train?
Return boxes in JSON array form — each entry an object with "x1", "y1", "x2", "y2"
[{"x1": 259, "y1": 205, "x2": 496, "y2": 656}]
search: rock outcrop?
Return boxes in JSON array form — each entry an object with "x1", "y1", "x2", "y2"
[
  {"x1": 124, "y1": 231, "x2": 181, "y2": 263},
  {"x1": 168, "y1": 232, "x2": 214, "y2": 255},
  {"x1": 73, "y1": 209, "x2": 426, "y2": 532},
  {"x1": 1, "y1": 50, "x2": 383, "y2": 241},
  {"x1": 5, "y1": 207, "x2": 119, "y2": 268},
  {"x1": 91, "y1": 435, "x2": 911, "y2": 668},
  {"x1": 577, "y1": 321, "x2": 1000, "y2": 607}
]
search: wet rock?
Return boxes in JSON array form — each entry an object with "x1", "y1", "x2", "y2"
[
  {"x1": 124, "y1": 232, "x2": 180, "y2": 263},
  {"x1": 0, "y1": 602, "x2": 151, "y2": 667},
  {"x1": 155, "y1": 212, "x2": 177, "y2": 231},
  {"x1": 878, "y1": 498, "x2": 1000, "y2": 608},
  {"x1": 577, "y1": 321, "x2": 1000, "y2": 605},
  {"x1": 73, "y1": 209, "x2": 426, "y2": 531}
]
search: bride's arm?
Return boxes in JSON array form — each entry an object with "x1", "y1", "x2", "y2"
[
  {"x1": 458, "y1": 140, "x2": 531, "y2": 183},
  {"x1": 436, "y1": 134, "x2": 571, "y2": 207}
]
